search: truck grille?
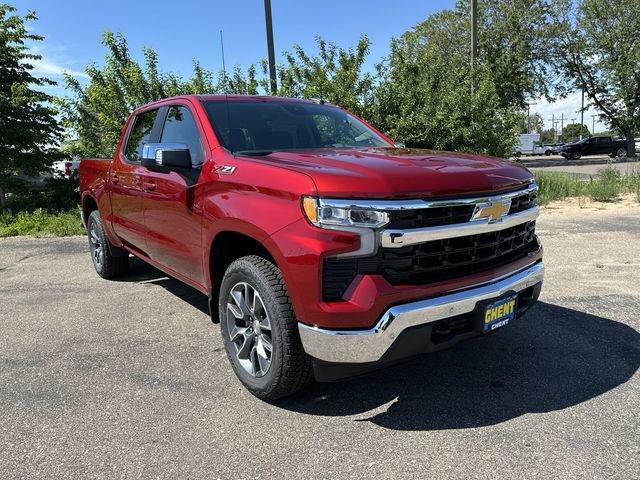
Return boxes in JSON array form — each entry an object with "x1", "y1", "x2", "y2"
[
  {"x1": 509, "y1": 190, "x2": 537, "y2": 214},
  {"x1": 388, "y1": 205, "x2": 475, "y2": 229},
  {"x1": 386, "y1": 188, "x2": 538, "y2": 230},
  {"x1": 322, "y1": 221, "x2": 539, "y2": 301}
]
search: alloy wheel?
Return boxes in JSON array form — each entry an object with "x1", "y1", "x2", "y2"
[
  {"x1": 226, "y1": 282, "x2": 273, "y2": 377},
  {"x1": 89, "y1": 223, "x2": 103, "y2": 271}
]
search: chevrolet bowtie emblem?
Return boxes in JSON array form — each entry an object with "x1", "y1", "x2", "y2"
[{"x1": 472, "y1": 199, "x2": 511, "y2": 223}]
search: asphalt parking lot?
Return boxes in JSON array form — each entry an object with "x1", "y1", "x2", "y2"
[{"x1": 1, "y1": 201, "x2": 639, "y2": 479}]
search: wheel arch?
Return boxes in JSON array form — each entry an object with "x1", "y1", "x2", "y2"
[
  {"x1": 81, "y1": 193, "x2": 98, "y2": 226},
  {"x1": 207, "y1": 229, "x2": 280, "y2": 323}
]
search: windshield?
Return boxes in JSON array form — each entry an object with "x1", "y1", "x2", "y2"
[{"x1": 203, "y1": 100, "x2": 390, "y2": 154}]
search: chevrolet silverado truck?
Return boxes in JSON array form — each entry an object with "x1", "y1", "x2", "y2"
[
  {"x1": 79, "y1": 95, "x2": 544, "y2": 400},
  {"x1": 559, "y1": 136, "x2": 628, "y2": 160}
]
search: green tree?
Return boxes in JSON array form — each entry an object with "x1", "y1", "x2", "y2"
[
  {"x1": 517, "y1": 112, "x2": 544, "y2": 134},
  {"x1": 552, "y1": 0, "x2": 640, "y2": 157},
  {"x1": 274, "y1": 35, "x2": 375, "y2": 119},
  {"x1": 61, "y1": 31, "x2": 259, "y2": 158},
  {"x1": 373, "y1": 39, "x2": 519, "y2": 157},
  {"x1": 0, "y1": 5, "x2": 62, "y2": 206},
  {"x1": 399, "y1": 1, "x2": 558, "y2": 110},
  {"x1": 562, "y1": 123, "x2": 590, "y2": 143},
  {"x1": 540, "y1": 128, "x2": 557, "y2": 144}
]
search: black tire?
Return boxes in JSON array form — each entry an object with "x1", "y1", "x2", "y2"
[
  {"x1": 571, "y1": 152, "x2": 581, "y2": 160},
  {"x1": 545, "y1": 150, "x2": 552, "y2": 156},
  {"x1": 87, "y1": 210, "x2": 129, "y2": 279},
  {"x1": 616, "y1": 148, "x2": 626, "y2": 158},
  {"x1": 219, "y1": 255, "x2": 313, "y2": 400}
]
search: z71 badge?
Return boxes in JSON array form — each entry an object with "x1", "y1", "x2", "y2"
[{"x1": 215, "y1": 165, "x2": 236, "y2": 174}]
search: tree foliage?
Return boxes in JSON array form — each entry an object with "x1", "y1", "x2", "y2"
[
  {"x1": 552, "y1": 0, "x2": 640, "y2": 156},
  {"x1": 562, "y1": 123, "x2": 590, "y2": 143},
  {"x1": 0, "y1": 4, "x2": 62, "y2": 205},
  {"x1": 61, "y1": 31, "x2": 260, "y2": 158},
  {"x1": 370, "y1": 12, "x2": 522, "y2": 156},
  {"x1": 540, "y1": 128, "x2": 557, "y2": 144},
  {"x1": 517, "y1": 112, "x2": 544, "y2": 134},
  {"x1": 275, "y1": 35, "x2": 375, "y2": 119}
]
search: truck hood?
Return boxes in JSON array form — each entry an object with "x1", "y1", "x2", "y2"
[{"x1": 248, "y1": 147, "x2": 534, "y2": 198}]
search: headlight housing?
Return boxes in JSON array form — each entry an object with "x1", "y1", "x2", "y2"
[{"x1": 302, "y1": 196, "x2": 390, "y2": 229}]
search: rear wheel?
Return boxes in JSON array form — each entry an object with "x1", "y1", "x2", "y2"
[
  {"x1": 571, "y1": 152, "x2": 581, "y2": 160},
  {"x1": 87, "y1": 210, "x2": 128, "y2": 279},
  {"x1": 616, "y1": 147, "x2": 627, "y2": 158},
  {"x1": 219, "y1": 255, "x2": 313, "y2": 400}
]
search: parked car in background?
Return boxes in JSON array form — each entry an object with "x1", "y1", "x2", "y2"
[
  {"x1": 533, "y1": 143, "x2": 562, "y2": 156},
  {"x1": 53, "y1": 159, "x2": 80, "y2": 178},
  {"x1": 635, "y1": 138, "x2": 639, "y2": 153},
  {"x1": 559, "y1": 136, "x2": 628, "y2": 160},
  {"x1": 513, "y1": 133, "x2": 541, "y2": 157},
  {"x1": 79, "y1": 95, "x2": 544, "y2": 400}
]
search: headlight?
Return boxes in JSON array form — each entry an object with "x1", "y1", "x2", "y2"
[{"x1": 302, "y1": 196, "x2": 390, "y2": 229}]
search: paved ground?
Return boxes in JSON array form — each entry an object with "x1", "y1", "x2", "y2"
[{"x1": 1, "y1": 203, "x2": 639, "y2": 479}]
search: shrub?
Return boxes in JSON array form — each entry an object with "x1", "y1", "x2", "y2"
[{"x1": 0, "y1": 209, "x2": 83, "y2": 237}]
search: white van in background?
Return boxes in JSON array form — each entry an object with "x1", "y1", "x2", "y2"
[{"x1": 513, "y1": 133, "x2": 541, "y2": 157}]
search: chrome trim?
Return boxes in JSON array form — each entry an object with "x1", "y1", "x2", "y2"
[
  {"x1": 380, "y1": 206, "x2": 539, "y2": 247},
  {"x1": 298, "y1": 262, "x2": 544, "y2": 363},
  {"x1": 318, "y1": 183, "x2": 537, "y2": 211},
  {"x1": 322, "y1": 183, "x2": 537, "y2": 257}
]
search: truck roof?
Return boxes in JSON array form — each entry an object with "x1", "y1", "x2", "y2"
[{"x1": 130, "y1": 94, "x2": 332, "y2": 116}]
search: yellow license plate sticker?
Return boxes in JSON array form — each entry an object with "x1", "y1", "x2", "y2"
[{"x1": 483, "y1": 295, "x2": 517, "y2": 332}]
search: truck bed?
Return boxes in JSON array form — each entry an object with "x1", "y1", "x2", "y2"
[{"x1": 79, "y1": 158, "x2": 111, "y2": 195}]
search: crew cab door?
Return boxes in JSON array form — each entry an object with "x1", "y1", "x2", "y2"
[
  {"x1": 141, "y1": 104, "x2": 205, "y2": 286},
  {"x1": 110, "y1": 108, "x2": 160, "y2": 254}
]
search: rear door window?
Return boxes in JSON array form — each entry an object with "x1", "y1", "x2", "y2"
[
  {"x1": 124, "y1": 109, "x2": 159, "y2": 162},
  {"x1": 160, "y1": 106, "x2": 204, "y2": 166}
]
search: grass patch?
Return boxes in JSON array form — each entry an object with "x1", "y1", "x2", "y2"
[
  {"x1": 0, "y1": 209, "x2": 84, "y2": 237},
  {"x1": 535, "y1": 164, "x2": 640, "y2": 205},
  {"x1": 533, "y1": 171, "x2": 584, "y2": 205}
]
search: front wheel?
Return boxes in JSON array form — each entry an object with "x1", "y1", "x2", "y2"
[
  {"x1": 219, "y1": 255, "x2": 313, "y2": 400},
  {"x1": 571, "y1": 152, "x2": 581, "y2": 160},
  {"x1": 616, "y1": 148, "x2": 627, "y2": 158}
]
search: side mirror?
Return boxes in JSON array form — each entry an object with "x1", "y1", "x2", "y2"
[{"x1": 141, "y1": 143, "x2": 191, "y2": 170}]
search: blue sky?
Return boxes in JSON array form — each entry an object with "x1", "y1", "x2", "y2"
[
  {"x1": 17, "y1": 0, "x2": 452, "y2": 85},
  {"x1": 14, "y1": 0, "x2": 605, "y2": 132}
]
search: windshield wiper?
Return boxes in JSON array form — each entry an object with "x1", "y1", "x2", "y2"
[{"x1": 234, "y1": 149, "x2": 274, "y2": 156}]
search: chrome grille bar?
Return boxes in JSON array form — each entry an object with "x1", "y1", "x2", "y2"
[{"x1": 379, "y1": 184, "x2": 539, "y2": 248}]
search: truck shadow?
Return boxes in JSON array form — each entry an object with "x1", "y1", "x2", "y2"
[
  {"x1": 276, "y1": 301, "x2": 640, "y2": 431},
  {"x1": 115, "y1": 257, "x2": 210, "y2": 316}
]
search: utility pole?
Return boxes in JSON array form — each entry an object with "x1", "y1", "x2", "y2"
[
  {"x1": 263, "y1": 0, "x2": 277, "y2": 95},
  {"x1": 551, "y1": 114, "x2": 555, "y2": 142},
  {"x1": 560, "y1": 113, "x2": 564, "y2": 142},
  {"x1": 580, "y1": 87, "x2": 585, "y2": 140},
  {"x1": 591, "y1": 114, "x2": 596, "y2": 136},
  {"x1": 470, "y1": 0, "x2": 478, "y2": 93}
]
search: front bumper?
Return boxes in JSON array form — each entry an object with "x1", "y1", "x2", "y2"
[{"x1": 298, "y1": 261, "x2": 544, "y2": 364}]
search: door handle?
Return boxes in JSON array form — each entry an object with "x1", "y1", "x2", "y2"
[{"x1": 142, "y1": 182, "x2": 156, "y2": 192}]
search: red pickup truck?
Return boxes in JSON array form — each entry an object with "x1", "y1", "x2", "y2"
[{"x1": 80, "y1": 95, "x2": 544, "y2": 400}]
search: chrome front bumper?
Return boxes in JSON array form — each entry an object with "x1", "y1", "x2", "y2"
[{"x1": 298, "y1": 261, "x2": 544, "y2": 364}]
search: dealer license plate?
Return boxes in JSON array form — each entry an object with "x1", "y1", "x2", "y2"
[{"x1": 481, "y1": 295, "x2": 517, "y2": 333}]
